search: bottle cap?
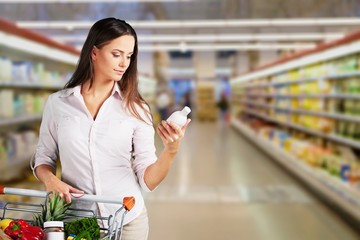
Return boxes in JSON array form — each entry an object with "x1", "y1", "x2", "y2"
[
  {"x1": 44, "y1": 221, "x2": 64, "y2": 228},
  {"x1": 183, "y1": 106, "x2": 191, "y2": 114}
]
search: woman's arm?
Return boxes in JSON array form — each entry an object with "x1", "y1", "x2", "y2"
[
  {"x1": 35, "y1": 164, "x2": 84, "y2": 203},
  {"x1": 144, "y1": 119, "x2": 191, "y2": 191},
  {"x1": 33, "y1": 94, "x2": 83, "y2": 203}
]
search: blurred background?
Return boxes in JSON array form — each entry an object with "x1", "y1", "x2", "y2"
[{"x1": 1, "y1": 0, "x2": 360, "y2": 239}]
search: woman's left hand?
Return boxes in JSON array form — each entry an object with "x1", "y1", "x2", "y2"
[{"x1": 157, "y1": 119, "x2": 191, "y2": 154}]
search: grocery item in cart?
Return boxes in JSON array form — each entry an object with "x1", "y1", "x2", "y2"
[
  {"x1": 0, "y1": 219, "x2": 12, "y2": 231},
  {"x1": 43, "y1": 221, "x2": 65, "y2": 240},
  {"x1": 33, "y1": 193, "x2": 71, "y2": 228},
  {"x1": 64, "y1": 217, "x2": 99, "y2": 239}
]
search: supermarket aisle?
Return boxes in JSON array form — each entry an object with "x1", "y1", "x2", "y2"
[{"x1": 144, "y1": 120, "x2": 359, "y2": 240}]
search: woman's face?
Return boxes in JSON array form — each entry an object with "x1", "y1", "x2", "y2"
[{"x1": 92, "y1": 35, "x2": 135, "y2": 82}]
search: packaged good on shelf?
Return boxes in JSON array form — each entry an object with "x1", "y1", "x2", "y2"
[
  {"x1": 12, "y1": 61, "x2": 33, "y2": 83},
  {"x1": 342, "y1": 55, "x2": 358, "y2": 72},
  {"x1": 271, "y1": 130, "x2": 291, "y2": 148},
  {"x1": 0, "y1": 57, "x2": 12, "y2": 83},
  {"x1": 321, "y1": 154, "x2": 342, "y2": 176},
  {"x1": 0, "y1": 90, "x2": 51, "y2": 118},
  {"x1": 335, "y1": 121, "x2": 360, "y2": 140},
  {"x1": 303, "y1": 145, "x2": 329, "y2": 166},
  {"x1": 326, "y1": 98, "x2": 336, "y2": 113},
  {"x1": 319, "y1": 118, "x2": 334, "y2": 133},
  {"x1": 0, "y1": 90, "x2": 14, "y2": 118},
  {"x1": 340, "y1": 163, "x2": 351, "y2": 182},
  {"x1": 346, "y1": 78, "x2": 358, "y2": 94},
  {"x1": 319, "y1": 79, "x2": 332, "y2": 93},
  {"x1": 289, "y1": 69, "x2": 299, "y2": 81},
  {"x1": 289, "y1": 83, "x2": 300, "y2": 94},
  {"x1": 0, "y1": 129, "x2": 38, "y2": 170},
  {"x1": 335, "y1": 120, "x2": 346, "y2": 136},
  {"x1": 349, "y1": 163, "x2": 360, "y2": 188},
  {"x1": 345, "y1": 122, "x2": 357, "y2": 138},
  {"x1": 333, "y1": 80, "x2": 345, "y2": 94},
  {"x1": 289, "y1": 139, "x2": 310, "y2": 160}
]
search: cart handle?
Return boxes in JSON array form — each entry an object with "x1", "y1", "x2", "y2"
[{"x1": 0, "y1": 186, "x2": 135, "y2": 210}]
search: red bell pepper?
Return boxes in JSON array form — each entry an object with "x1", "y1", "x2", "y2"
[
  {"x1": 4, "y1": 221, "x2": 22, "y2": 239},
  {"x1": 16, "y1": 220, "x2": 29, "y2": 230},
  {"x1": 19, "y1": 226, "x2": 44, "y2": 240},
  {"x1": 4, "y1": 220, "x2": 44, "y2": 240}
]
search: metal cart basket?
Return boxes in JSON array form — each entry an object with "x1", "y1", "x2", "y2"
[{"x1": 0, "y1": 186, "x2": 135, "y2": 240}]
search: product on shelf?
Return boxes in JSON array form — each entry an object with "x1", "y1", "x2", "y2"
[
  {"x1": 238, "y1": 112, "x2": 360, "y2": 191},
  {"x1": 0, "y1": 90, "x2": 51, "y2": 118},
  {"x1": 0, "y1": 128, "x2": 38, "y2": 182}
]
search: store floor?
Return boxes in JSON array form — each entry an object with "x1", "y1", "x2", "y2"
[{"x1": 145, "y1": 120, "x2": 359, "y2": 240}]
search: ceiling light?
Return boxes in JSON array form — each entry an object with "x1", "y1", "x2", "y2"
[
  {"x1": 138, "y1": 43, "x2": 315, "y2": 51},
  {"x1": 76, "y1": 43, "x2": 315, "y2": 52},
  {"x1": 17, "y1": 18, "x2": 360, "y2": 29},
  {"x1": 0, "y1": 0, "x2": 190, "y2": 2},
  {"x1": 53, "y1": 33, "x2": 343, "y2": 43}
]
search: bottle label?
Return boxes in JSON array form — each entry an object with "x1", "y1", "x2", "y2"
[{"x1": 46, "y1": 232, "x2": 65, "y2": 240}]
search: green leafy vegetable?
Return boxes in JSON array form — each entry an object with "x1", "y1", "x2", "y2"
[
  {"x1": 64, "y1": 217, "x2": 100, "y2": 240},
  {"x1": 74, "y1": 230, "x2": 92, "y2": 240}
]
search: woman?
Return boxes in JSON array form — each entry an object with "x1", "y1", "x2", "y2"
[{"x1": 32, "y1": 18, "x2": 190, "y2": 239}]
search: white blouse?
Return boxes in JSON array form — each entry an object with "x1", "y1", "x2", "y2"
[{"x1": 32, "y1": 83, "x2": 157, "y2": 225}]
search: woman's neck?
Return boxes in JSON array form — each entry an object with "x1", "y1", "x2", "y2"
[{"x1": 81, "y1": 79, "x2": 115, "y2": 100}]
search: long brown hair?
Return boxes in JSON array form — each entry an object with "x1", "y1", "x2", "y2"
[{"x1": 64, "y1": 17, "x2": 151, "y2": 124}]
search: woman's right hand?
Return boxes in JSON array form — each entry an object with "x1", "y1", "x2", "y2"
[
  {"x1": 35, "y1": 164, "x2": 84, "y2": 203},
  {"x1": 44, "y1": 174, "x2": 84, "y2": 203}
]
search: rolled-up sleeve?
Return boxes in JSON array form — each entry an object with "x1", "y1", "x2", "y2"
[
  {"x1": 132, "y1": 117, "x2": 157, "y2": 192},
  {"x1": 31, "y1": 94, "x2": 59, "y2": 177}
]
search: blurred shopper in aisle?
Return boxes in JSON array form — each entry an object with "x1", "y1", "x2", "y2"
[
  {"x1": 217, "y1": 91, "x2": 230, "y2": 126},
  {"x1": 31, "y1": 17, "x2": 190, "y2": 240},
  {"x1": 181, "y1": 91, "x2": 193, "y2": 119}
]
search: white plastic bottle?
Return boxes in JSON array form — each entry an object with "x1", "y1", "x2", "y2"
[
  {"x1": 43, "y1": 221, "x2": 65, "y2": 240},
  {"x1": 166, "y1": 106, "x2": 191, "y2": 128}
]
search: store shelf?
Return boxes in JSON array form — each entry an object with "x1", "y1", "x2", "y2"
[
  {"x1": 244, "y1": 109, "x2": 360, "y2": 150},
  {"x1": 284, "y1": 109, "x2": 360, "y2": 123},
  {"x1": 0, "y1": 114, "x2": 42, "y2": 128},
  {"x1": 232, "y1": 31, "x2": 360, "y2": 84},
  {"x1": 0, "y1": 154, "x2": 35, "y2": 182},
  {"x1": 245, "y1": 93, "x2": 360, "y2": 100},
  {"x1": 239, "y1": 71, "x2": 360, "y2": 90},
  {"x1": 243, "y1": 101, "x2": 360, "y2": 123},
  {"x1": 271, "y1": 71, "x2": 360, "y2": 86},
  {"x1": 0, "y1": 18, "x2": 79, "y2": 65},
  {"x1": 0, "y1": 18, "x2": 80, "y2": 182},
  {"x1": 231, "y1": 118, "x2": 360, "y2": 222},
  {"x1": 230, "y1": 33, "x2": 360, "y2": 223},
  {"x1": 0, "y1": 82, "x2": 62, "y2": 91}
]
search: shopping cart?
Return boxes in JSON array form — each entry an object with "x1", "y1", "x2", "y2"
[{"x1": 0, "y1": 186, "x2": 135, "y2": 240}]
